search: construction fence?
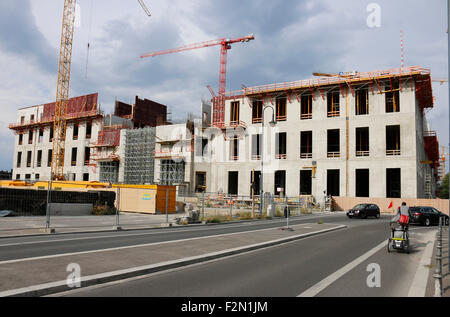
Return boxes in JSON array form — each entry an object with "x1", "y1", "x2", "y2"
[
  {"x1": 0, "y1": 181, "x2": 330, "y2": 234},
  {"x1": 176, "y1": 191, "x2": 328, "y2": 222}
]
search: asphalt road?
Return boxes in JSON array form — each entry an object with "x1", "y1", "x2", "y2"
[
  {"x1": 0, "y1": 213, "x2": 355, "y2": 262},
  {"x1": 53, "y1": 215, "x2": 436, "y2": 297}
]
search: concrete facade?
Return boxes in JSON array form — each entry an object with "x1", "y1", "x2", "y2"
[
  {"x1": 11, "y1": 105, "x2": 102, "y2": 182},
  {"x1": 153, "y1": 71, "x2": 438, "y2": 203}
]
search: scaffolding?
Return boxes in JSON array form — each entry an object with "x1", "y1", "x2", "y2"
[
  {"x1": 219, "y1": 66, "x2": 433, "y2": 116},
  {"x1": 160, "y1": 159, "x2": 185, "y2": 185},
  {"x1": 99, "y1": 161, "x2": 119, "y2": 183},
  {"x1": 124, "y1": 127, "x2": 156, "y2": 184}
]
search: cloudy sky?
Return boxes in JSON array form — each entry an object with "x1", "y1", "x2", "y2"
[{"x1": 0, "y1": 0, "x2": 448, "y2": 171}]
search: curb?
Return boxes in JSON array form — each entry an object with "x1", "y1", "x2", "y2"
[{"x1": 0, "y1": 224, "x2": 346, "y2": 297}]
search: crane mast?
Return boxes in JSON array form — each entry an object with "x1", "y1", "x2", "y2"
[{"x1": 51, "y1": 0, "x2": 77, "y2": 180}]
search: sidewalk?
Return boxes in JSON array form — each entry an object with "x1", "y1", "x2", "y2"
[
  {"x1": 0, "y1": 212, "x2": 346, "y2": 239},
  {"x1": 0, "y1": 213, "x2": 180, "y2": 238},
  {"x1": 0, "y1": 222, "x2": 345, "y2": 297}
]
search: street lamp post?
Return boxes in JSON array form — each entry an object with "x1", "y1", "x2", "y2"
[
  {"x1": 260, "y1": 104, "x2": 277, "y2": 215},
  {"x1": 447, "y1": 0, "x2": 450, "y2": 264}
]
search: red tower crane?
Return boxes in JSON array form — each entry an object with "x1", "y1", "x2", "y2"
[{"x1": 141, "y1": 34, "x2": 255, "y2": 126}]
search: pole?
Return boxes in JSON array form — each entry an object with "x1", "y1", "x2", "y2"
[
  {"x1": 286, "y1": 197, "x2": 289, "y2": 229},
  {"x1": 434, "y1": 216, "x2": 443, "y2": 296},
  {"x1": 229, "y1": 196, "x2": 233, "y2": 221},
  {"x1": 202, "y1": 191, "x2": 205, "y2": 223},
  {"x1": 165, "y1": 188, "x2": 169, "y2": 224},
  {"x1": 115, "y1": 186, "x2": 121, "y2": 230},
  {"x1": 45, "y1": 178, "x2": 52, "y2": 229},
  {"x1": 251, "y1": 169, "x2": 255, "y2": 218},
  {"x1": 447, "y1": 0, "x2": 450, "y2": 265},
  {"x1": 260, "y1": 109, "x2": 264, "y2": 216}
]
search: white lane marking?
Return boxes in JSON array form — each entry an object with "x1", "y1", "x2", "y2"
[
  {"x1": 297, "y1": 240, "x2": 387, "y2": 297},
  {"x1": 0, "y1": 223, "x2": 342, "y2": 265},
  {"x1": 407, "y1": 229, "x2": 437, "y2": 297},
  {"x1": 0, "y1": 214, "x2": 329, "y2": 247},
  {"x1": 0, "y1": 225, "x2": 347, "y2": 297}
]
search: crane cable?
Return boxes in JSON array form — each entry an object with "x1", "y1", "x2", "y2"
[{"x1": 85, "y1": 0, "x2": 94, "y2": 79}]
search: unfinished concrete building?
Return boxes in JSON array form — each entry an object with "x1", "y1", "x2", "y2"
[
  {"x1": 192, "y1": 66, "x2": 442, "y2": 201},
  {"x1": 152, "y1": 102, "x2": 212, "y2": 195},
  {"x1": 9, "y1": 93, "x2": 169, "y2": 183}
]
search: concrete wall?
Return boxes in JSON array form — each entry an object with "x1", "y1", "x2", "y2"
[
  {"x1": 332, "y1": 196, "x2": 449, "y2": 214},
  {"x1": 154, "y1": 123, "x2": 193, "y2": 192},
  {"x1": 49, "y1": 203, "x2": 93, "y2": 216}
]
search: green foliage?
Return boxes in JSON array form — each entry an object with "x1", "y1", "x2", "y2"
[
  {"x1": 274, "y1": 209, "x2": 283, "y2": 217},
  {"x1": 92, "y1": 204, "x2": 117, "y2": 216},
  {"x1": 439, "y1": 173, "x2": 449, "y2": 199},
  {"x1": 236, "y1": 212, "x2": 253, "y2": 220}
]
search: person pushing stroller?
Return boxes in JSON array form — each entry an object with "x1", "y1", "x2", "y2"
[{"x1": 388, "y1": 202, "x2": 410, "y2": 253}]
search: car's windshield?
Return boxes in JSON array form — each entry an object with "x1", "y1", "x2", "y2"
[{"x1": 353, "y1": 204, "x2": 366, "y2": 210}]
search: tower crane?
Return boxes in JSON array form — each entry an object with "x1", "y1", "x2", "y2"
[
  {"x1": 51, "y1": 0, "x2": 77, "y2": 180},
  {"x1": 432, "y1": 79, "x2": 448, "y2": 85},
  {"x1": 137, "y1": 0, "x2": 151, "y2": 16},
  {"x1": 141, "y1": 34, "x2": 255, "y2": 125},
  {"x1": 52, "y1": 0, "x2": 151, "y2": 180}
]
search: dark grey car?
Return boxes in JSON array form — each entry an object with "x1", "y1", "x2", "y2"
[
  {"x1": 409, "y1": 207, "x2": 449, "y2": 226},
  {"x1": 347, "y1": 204, "x2": 380, "y2": 219}
]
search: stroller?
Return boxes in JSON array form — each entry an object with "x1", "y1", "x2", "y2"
[{"x1": 388, "y1": 213, "x2": 410, "y2": 254}]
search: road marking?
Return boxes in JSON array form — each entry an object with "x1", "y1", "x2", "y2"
[
  {"x1": 0, "y1": 214, "x2": 329, "y2": 247},
  {"x1": 297, "y1": 240, "x2": 387, "y2": 297},
  {"x1": 407, "y1": 229, "x2": 437, "y2": 297},
  {"x1": 0, "y1": 223, "x2": 342, "y2": 265}
]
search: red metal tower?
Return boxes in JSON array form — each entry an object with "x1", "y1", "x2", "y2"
[{"x1": 141, "y1": 34, "x2": 254, "y2": 126}]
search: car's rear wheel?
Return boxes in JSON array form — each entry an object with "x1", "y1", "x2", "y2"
[
  {"x1": 424, "y1": 218, "x2": 431, "y2": 226},
  {"x1": 376, "y1": 212, "x2": 380, "y2": 219}
]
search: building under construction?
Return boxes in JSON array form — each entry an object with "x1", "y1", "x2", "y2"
[
  {"x1": 9, "y1": 66, "x2": 444, "y2": 203},
  {"x1": 9, "y1": 93, "x2": 168, "y2": 183},
  {"x1": 190, "y1": 66, "x2": 443, "y2": 202}
]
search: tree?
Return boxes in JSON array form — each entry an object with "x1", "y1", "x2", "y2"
[{"x1": 439, "y1": 173, "x2": 449, "y2": 199}]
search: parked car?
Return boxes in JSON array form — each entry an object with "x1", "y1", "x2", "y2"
[
  {"x1": 347, "y1": 204, "x2": 380, "y2": 219},
  {"x1": 408, "y1": 206, "x2": 449, "y2": 226}
]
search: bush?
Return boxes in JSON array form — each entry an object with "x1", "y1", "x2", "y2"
[
  {"x1": 92, "y1": 204, "x2": 117, "y2": 216},
  {"x1": 206, "y1": 217, "x2": 222, "y2": 223},
  {"x1": 274, "y1": 209, "x2": 283, "y2": 218},
  {"x1": 237, "y1": 212, "x2": 253, "y2": 220},
  {"x1": 300, "y1": 208, "x2": 311, "y2": 215}
]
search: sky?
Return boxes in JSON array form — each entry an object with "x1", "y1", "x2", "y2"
[{"x1": 0, "y1": 0, "x2": 448, "y2": 172}]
